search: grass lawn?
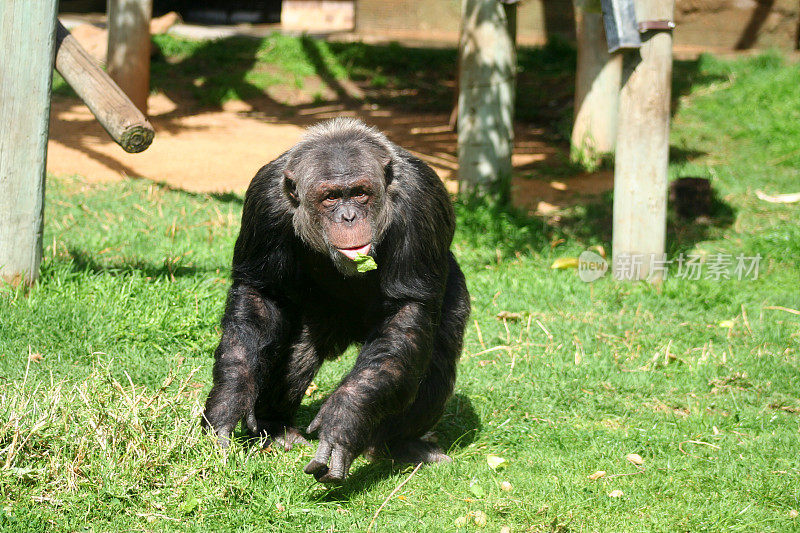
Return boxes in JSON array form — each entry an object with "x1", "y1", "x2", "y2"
[{"x1": 3, "y1": 37, "x2": 800, "y2": 531}]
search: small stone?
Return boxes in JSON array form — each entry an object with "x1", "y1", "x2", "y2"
[
  {"x1": 500, "y1": 527, "x2": 512, "y2": 533},
  {"x1": 608, "y1": 489, "x2": 624, "y2": 498},
  {"x1": 500, "y1": 481, "x2": 513, "y2": 492},
  {"x1": 789, "y1": 509, "x2": 798, "y2": 519}
]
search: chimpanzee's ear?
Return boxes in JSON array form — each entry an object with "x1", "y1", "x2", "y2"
[
  {"x1": 380, "y1": 152, "x2": 394, "y2": 186},
  {"x1": 283, "y1": 169, "x2": 299, "y2": 205}
]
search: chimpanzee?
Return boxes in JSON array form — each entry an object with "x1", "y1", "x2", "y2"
[{"x1": 201, "y1": 118, "x2": 471, "y2": 483}]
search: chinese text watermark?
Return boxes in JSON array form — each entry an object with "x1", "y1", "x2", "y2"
[{"x1": 578, "y1": 252, "x2": 761, "y2": 282}]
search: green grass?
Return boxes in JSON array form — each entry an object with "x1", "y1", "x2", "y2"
[{"x1": 4, "y1": 45, "x2": 800, "y2": 531}]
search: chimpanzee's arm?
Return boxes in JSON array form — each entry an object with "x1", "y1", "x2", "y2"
[
  {"x1": 202, "y1": 283, "x2": 290, "y2": 446},
  {"x1": 304, "y1": 300, "x2": 435, "y2": 482}
]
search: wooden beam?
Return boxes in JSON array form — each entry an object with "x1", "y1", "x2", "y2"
[
  {"x1": 55, "y1": 21, "x2": 154, "y2": 153},
  {"x1": 107, "y1": 0, "x2": 153, "y2": 114},
  {"x1": 0, "y1": 0, "x2": 59, "y2": 285},
  {"x1": 612, "y1": 0, "x2": 675, "y2": 281},
  {"x1": 571, "y1": 0, "x2": 622, "y2": 168},
  {"x1": 457, "y1": 0, "x2": 517, "y2": 199}
]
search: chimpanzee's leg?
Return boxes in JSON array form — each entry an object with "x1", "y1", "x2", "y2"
[
  {"x1": 201, "y1": 283, "x2": 294, "y2": 446},
  {"x1": 373, "y1": 254, "x2": 470, "y2": 462},
  {"x1": 246, "y1": 324, "x2": 328, "y2": 450}
]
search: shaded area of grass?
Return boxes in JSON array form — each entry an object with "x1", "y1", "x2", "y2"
[
  {"x1": 144, "y1": 33, "x2": 581, "y2": 124},
  {"x1": 4, "y1": 49, "x2": 800, "y2": 531}
]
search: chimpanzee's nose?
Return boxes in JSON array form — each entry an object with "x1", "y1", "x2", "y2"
[{"x1": 341, "y1": 206, "x2": 357, "y2": 223}]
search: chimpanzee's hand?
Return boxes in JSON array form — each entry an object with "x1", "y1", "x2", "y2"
[{"x1": 303, "y1": 406, "x2": 357, "y2": 483}]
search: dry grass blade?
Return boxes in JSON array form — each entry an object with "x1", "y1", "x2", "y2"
[
  {"x1": 367, "y1": 462, "x2": 422, "y2": 533},
  {"x1": 755, "y1": 190, "x2": 800, "y2": 203},
  {"x1": 764, "y1": 306, "x2": 800, "y2": 316}
]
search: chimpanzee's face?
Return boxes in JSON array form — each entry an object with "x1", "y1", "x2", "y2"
[
  {"x1": 313, "y1": 177, "x2": 375, "y2": 257},
  {"x1": 283, "y1": 142, "x2": 390, "y2": 275}
]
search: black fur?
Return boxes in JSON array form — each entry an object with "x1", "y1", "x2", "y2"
[{"x1": 202, "y1": 118, "x2": 471, "y2": 483}]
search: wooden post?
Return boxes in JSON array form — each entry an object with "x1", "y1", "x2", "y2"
[
  {"x1": 612, "y1": 0, "x2": 675, "y2": 281},
  {"x1": 571, "y1": 0, "x2": 622, "y2": 168},
  {"x1": 107, "y1": 0, "x2": 153, "y2": 114},
  {"x1": 0, "y1": 0, "x2": 59, "y2": 285},
  {"x1": 457, "y1": 0, "x2": 517, "y2": 199},
  {"x1": 56, "y1": 22, "x2": 154, "y2": 153}
]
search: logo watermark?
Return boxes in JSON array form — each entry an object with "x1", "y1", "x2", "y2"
[
  {"x1": 578, "y1": 250, "x2": 608, "y2": 282},
  {"x1": 577, "y1": 251, "x2": 761, "y2": 282}
]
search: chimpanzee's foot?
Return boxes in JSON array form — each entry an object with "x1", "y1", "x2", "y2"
[
  {"x1": 368, "y1": 439, "x2": 452, "y2": 464},
  {"x1": 245, "y1": 416, "x2": 310, "y2": 451}
]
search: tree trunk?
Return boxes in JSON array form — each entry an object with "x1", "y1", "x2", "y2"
[{"x1": 457, "y1": 0, "x2": 517, "y2": 199}]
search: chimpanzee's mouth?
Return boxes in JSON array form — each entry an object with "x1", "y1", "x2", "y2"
[{"x1": 337, "y1": 244, "x2": 371, "y2": 260}]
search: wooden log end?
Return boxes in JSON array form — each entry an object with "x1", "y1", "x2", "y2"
[{"x1": 120, "y1": 124, "x2": 155, "y2": 153}]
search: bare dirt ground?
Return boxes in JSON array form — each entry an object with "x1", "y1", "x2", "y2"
[{"x1": 47, "y1": 90, "x2": 612, "y2": 214}]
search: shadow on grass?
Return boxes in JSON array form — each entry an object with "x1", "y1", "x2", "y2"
[
  {"x1": 67, "y1": 247, "x2": 205, "y2": 279},
  {"x1": 457, "y1": 181, "x2": 736, "y2": 258}
]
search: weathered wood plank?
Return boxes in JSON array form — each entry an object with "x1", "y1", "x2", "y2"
[
  {"x1": 107, "y1": 0, "x2": 153, "y2": 114},
  {"x1": 457, "y1": 0, "x2": 517, "y2": 198},
  {"x1": 612, "y1": 0, "x2": 675, "y2": 281},
  {"x1": 55, "y1": 21, "x2": 154, "y2": 153},
  {"x1": 0, "y1": 0, "x2": 59, "y2": 285}
]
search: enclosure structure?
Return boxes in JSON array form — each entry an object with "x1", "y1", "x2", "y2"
[
  {"x1": 0, "y1": 1, "x2": 59, "y2": 285},
  {"x1": 1, "y1": 1, "x2": 153, "y2": 285},
  {"x1": 457, "y1": 0, "x2": 517, "y2": 196},
  {"x1": 611, "y1": 0, "x2": 675, "y2": 281},
  {"x1": 570, "y1": 0, "x2": 621, "y2": 167},
  {"x1": 107, "y1": 0, "x2": 153, "y2": 113},
  {"x1": 356, "y1": 0, "x2": 799, "y2": 50}
]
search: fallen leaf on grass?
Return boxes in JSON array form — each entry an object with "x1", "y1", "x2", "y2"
[
  {"x1": 28, "y1": 352, "x2": 43, "y2": 363},
  {"x1": 626, "y1": 453, "x2": 643, "y2": 465},
  {"x1": 178, "y1": 495, "x2": 199, "y2": 515},
  {"x1": 455, "y1": 516, "x2": 468, "y2": 527},
  {"x1": 589, "y1": 244, "x2": 607, "y2": 258},
  {"x1": 6, "y1": 467, "x2": 41, "y2": 481},
  {"x1": 305, "y1": 382, "x2": 318, "y2": 396},
  {"x1": 789, "y1": 509, "x2": 798, "y2": 518},
  {"x1": 550, "y1": 257, "x2": 579, "y2": 270},
  {"x1": 469, "y1": 484, "x2": 486, "y2": 498},
  {"x1": 588, "y1": 470, "x2": 606, "y2": 480},
  {"x1": 608, "y1": 489, "x2": 624, "y2": 498},
  {"x1": 472, "y1": 510, "x2": 487, "y2": 526},
  {"x1": 487, "y1": 455, "x2": 507, "y2": 470},
  {"x1": 500, "y1": 481, "x2": 513, "y2": 492}
]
